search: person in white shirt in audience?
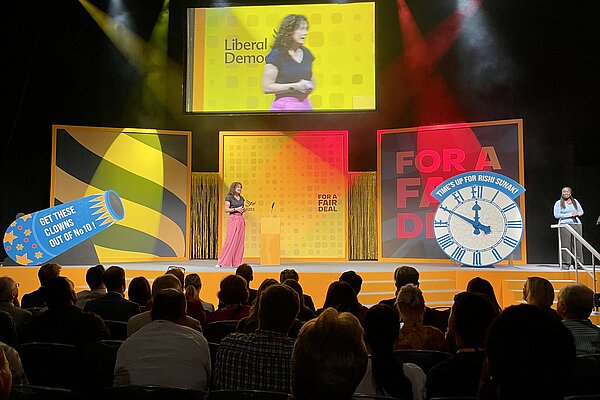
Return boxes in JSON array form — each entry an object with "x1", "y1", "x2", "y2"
[{"x1": 114, "y1": 288, "x2": 211, "y2": 392}]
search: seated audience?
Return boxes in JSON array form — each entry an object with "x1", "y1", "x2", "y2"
[
  {"x1": 127, "y1": 276, "x2": 151, "y2": 311},
  {"x1": 280, "y1": 269, "x2": 316, "y2": 312},
  {"x1": 380, "y1": 266, "x2": 449, "y2": 332},
  {"x1": 183, "y1": 281, "x2": 207, "y2": 327},
  {"x1": 127, "y1": 274, "x2": 201, "y2": 337},
  {"x1": 339, "y1": 270, "x2": 370, "y2": 323},
  {"x1": 0, "y1": 277, "x2": 32, "y2": 335},
  {"x1": 480, "y1": 304, "x2": 575, "y2": 400},
  {"x1": 466, "y1": 277, "x2": 502, "y2": 315},
  {"x1": 356, "y1": 304, "x2": 424, "y2": 400},
  {"x1": 205, "y1": 275, "x2": 251, "y2": 325},
  {"x1": 0, "y1": 348, "x2": 10, "y2": 400},
  {"x1": 236, "y1": 264, "x2": 258, "y2": 305},
  {"x1": 165, "y1": 265, "x2": 185, "y2": 288},
  {"x1": 75, "y1": 264, "x2": 106, "y2": 309},
  {"x1": 85, "y1": 265, "x2": 141, "y2": 322},
  {"x1": 557, "y1": 283, "x2": 600, "y2": 355},
  {"x1": 523, "y1": 276, "x2": 560, "y2": 320},
  {"x1": 214, "y1": 284, "x2": 300, "y2": 393},
  {"x1": 185, "y1": 273, "x2": 214, "y2": 312},
  {"x1": 318, "y1": 281, "x2": 363, "y2": 325},
  {"x1": 0, "y1": 341, "x2": 27, "y2": 385},
  {"x1": 282, "y1": 279, "x2": 316, "y2": 323},
  {"x1": 235, "y1": 278, "x2": 278, "y2": 334},
  {"x1": 292, "y1": 308, "x2": 368, "y2": 400},
  {"x1": 21, "y1": 263, "x2": 61, "y2": 309},
  {"x1": 426, "y1": 292, "x2": 496, "y2": 399},
  {"x1": 395, "y1": 284, "x2": 446, "y2": 351},
  {"x1": 114, "y1": 289, "x2": 211, "y2": 392},
  {"x1": 22, "y1": 277, "x2": 109, "y2": 346}
]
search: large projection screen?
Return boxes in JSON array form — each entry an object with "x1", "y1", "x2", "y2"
[{"x1": 186, "y1": 3, "x2": 375, "y2": 113}]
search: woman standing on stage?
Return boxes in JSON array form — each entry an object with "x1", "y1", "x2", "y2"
[
  {"x1": 216, "y1": 182, "x2": 245, "y2": 268},
  {"x1": 553, "y1": 186, "x2": 584, "y2": 269}
]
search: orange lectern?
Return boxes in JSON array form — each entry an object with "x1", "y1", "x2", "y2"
[{"x1": 260, "y1": 217, "x2": 280, "y2": 265}]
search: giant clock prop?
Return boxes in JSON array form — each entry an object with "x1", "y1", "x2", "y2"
[{"x1": 431, "y1": 171, "x2": 525, "y2": 267}]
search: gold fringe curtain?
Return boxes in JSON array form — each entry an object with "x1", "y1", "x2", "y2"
[
  {"x1": 190, "y1": 172, "x2": 219, "y2": 259},
  {"x1": 348, "y1": 172, "x2": 377, "y2": 260}
]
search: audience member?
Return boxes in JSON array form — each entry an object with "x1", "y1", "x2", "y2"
[
  {"x1": 214, "y1": 284, "x2": 300, "y2": 393},
  {"x1": 85, "y1": 266, "x2": 141, "y2": 322},
  {"x1": 0, "y1": 277, "x2": 32, "y2": 335},
  {"x1": 205, "y1": 275, "x2": 250, "y2": 324},
  {"x1": 280, "y1": 269, "x2": 316, "y2": 312},
  {"x1": 127, "y1": 274, "x2": 201, "y2": 337},
  {"x1": 185, "y1": 273, "x2": 214, "y2": 312},
  {"x1": 114, "y1": 289, "x2": 211, "y2": 392},
  {"x1": 339, "y1": 270, "x2": 369, "y2": 323},
  {"x1": 282, "y1": 279, "x2": 316, "y2": 323},
  {"x1": 292, "y1": 308, "x2": 368, "y2": 400},
  {"x1": 319, "y1": 281, "x2": 361, "y2": 323},
  {"x1": 236, "y1": 264, "x2": 258, "y2": 305},
  {"x1": 236, "y1": 278, "x2": 278, "y2": 334},
  {"x1": 466, "y1": 277, "x2": 502, "y2": 315},
  {"x1": 523, "y1": 276, "x2": 560, "y2": 320},
  {"x1": 165, "y1": 265, "x2": 185, "y2": 288},
  {"x1": 557, "y1": 283, "x2": 600, "y2": 355},
  {"x1": 20, "y1": 263, "x2": 61, "y2": 309},
  {"x1": 127, "y1": 276, "x2": 151, "y2": 311},
  {"x1": 75, "y1": 264, "x2": 106, "y2": 309},
  {"x1": 22, "y1": 277, "x2": 109, "y2": 346},
  {"x1": 0, "y1": 342, "x2": 27, "y2": 386},
  {"x1": 183, "y1": 283, "x2": 207, "y2": 327},
  {"x1": 395, "y1": 284, "x2": 446, "y2": 351},
  {"x1": 480, "y1": 304, "x2": 575, "y2": 400},
  {"x1": 356, "y1": 304, "x2": 424, "y2": 400},
  {"x1": 380, "y1": 266, "x2": 450, "y2": 332},
  {"x1": 427, "y1": 292, "x2": 496, "y2": 399},
  {"x1": 0, "y1": 348, "x2": 10, "y2": 400}
]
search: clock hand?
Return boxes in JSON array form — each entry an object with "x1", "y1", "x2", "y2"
[
  {"x1": 472, "y1": 201, "x2": 482, "y2": 235},
  {"x1": 440, "y1": 205, "x2": 492, "y2": 235}
]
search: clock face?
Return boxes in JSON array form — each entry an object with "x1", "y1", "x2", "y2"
[{"x1": 433, "y1": 184, "x2": 523, "y2": 266}]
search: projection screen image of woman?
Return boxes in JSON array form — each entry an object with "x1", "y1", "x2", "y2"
[{"x1": 263, "y1": 15, "x2": 315, "y2": 112}]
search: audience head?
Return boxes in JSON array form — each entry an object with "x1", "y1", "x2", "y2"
[
  {"x1": 38, "y1": 263, "x2": 62, "y2": 286},
  {"x1": 557, "y1": 283, "x2": 595, "y2": 320},
  {"x1": 248, "y1": 278, "x2": 278, "y2": 317},
  {"x1": 449, "y1": 292, "x2": 496, "y2": 348},
  {"x1": 466, "y1": 277, "x2": 501, "y2": 314},
  {"x1": 292, "y1": 308, "x2": 367, "y2": 400},
  {"x1": 280, "y1": 268, "x2": 300, "y2": 283},
  {"x1": 217, "y1": 275, "x2": 249, "y2": 306},
  {"x1": 0, "y1": 277, "x2": 19, "y2": 303},
  {"x1": 523, "y1": 276, "x2": 554, "y2": 308},
  {"x1": 323, "y1": 281, "x2": 359, "y2": 316},
  {"x1": 394, "y1": 265, "x2": 419, "y2": 290},
  {"x1": 184, "y1": 273, "x2": 202, "y2": 298},
  {"x1": 484, "y1": 304, "x2": 575, "y2": 399},
  {"x1": 236, "y1": 264, "x2": 254, "y2": 286},
  {"x1": 128, "y1": 276, "x2": 151, "y2": 307},
  {"x1": 85, "y1": 264, "x2": 105, "y2": 290},
  {"x1": 165, "y1": 266, "x2": 185, "y2": 289},
  {"x1": 363, "y1": 304, "x2": 400, "y2": 353},
  {"x1": 151, "y1": 274, "x2": 182, "y2": 300},
  {"x1": 339, "y1": 270, "x2": 363, "y2": 295},
  {"x1": 258, "y1": 284, "x2": 300, "y2": 334},
  {"x1": 395, "y1": 283, "x2": 425, "y2": 323},
  {"x1": 45, "y1": 276, "x2": 76, "y2": 308},
  {"x1": 151, "y1": 288, "x2": 187, "y2": 323},
  {"x1": 103, "y1": 265, "x2": 126, "y2": 293},
  {"x1": 283, "y1": 278, "x2": 306, "y2": 308}
]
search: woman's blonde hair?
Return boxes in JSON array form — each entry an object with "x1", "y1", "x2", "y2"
[{"x1": 395, "y1": 283, "x2": 425, "y2": 321}]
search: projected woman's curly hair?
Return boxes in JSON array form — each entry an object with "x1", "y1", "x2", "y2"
[{"x1": 272, "y1": 14, "x2": 309, "y2": 50}]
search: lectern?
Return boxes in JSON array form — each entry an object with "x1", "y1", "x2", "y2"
[{"x1": 260, "y1": 217, "x2": 280, "y2": 265}]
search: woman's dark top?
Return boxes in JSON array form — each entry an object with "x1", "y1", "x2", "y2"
[
  {"x1": 225, "y1": 195, "x2": 245, "y2": 214},
  {"x1": 265, "y1": 47, "x2": 314, "y2": 99}
]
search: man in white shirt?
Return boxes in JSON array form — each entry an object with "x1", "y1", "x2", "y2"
[{"x1": 114, "y1": 288, "x2": 211, "y2": 392}]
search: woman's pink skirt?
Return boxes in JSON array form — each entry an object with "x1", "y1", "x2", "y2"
[
  {"x1": 217, "y1": 213, "x2": 245, "y2": 267},
  {"x1": 270, "y1": 96, "x2": 312, "y2": 112}
]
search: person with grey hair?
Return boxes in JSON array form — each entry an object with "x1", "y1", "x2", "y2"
[
  {"x1": 0, "y1": 277, "x2": 31, "y2": 335},
  {"x1": 557, "y1": 283, "x2": 600, "y2": 355}
]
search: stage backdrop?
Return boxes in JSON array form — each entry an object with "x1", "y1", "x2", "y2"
[
  {"x1": 378, "y1": 119, "x2": 526, "y2": 263},
  {"x1": 51, "y1": 126, "x2": 191, "y2": 263},
  {"x1": 219, "y1": 131, "x2": 348, "y2": 261}
]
